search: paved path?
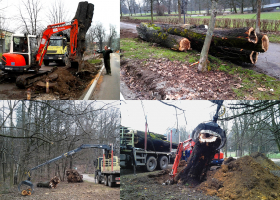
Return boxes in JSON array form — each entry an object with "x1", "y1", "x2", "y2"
[
  {"x1": 120, "y1": 22, "x2": 137, "y2": 33},
  {"x1": 91, "y1": 53, "x2": 120, "y2": 100},
  {"x1": 82, "y1": 174, "x2": 96, "y2": 183},
  {"x1": 255, "y1": 43, "x2": 280, "y2": 80}
]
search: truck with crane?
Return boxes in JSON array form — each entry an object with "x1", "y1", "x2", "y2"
[
  {"x1": 0, "y1": 20, "x2": 78, "y2": 88},
  {"x1": 18, "y1": 144, "x2": 120, "y2": 195}
]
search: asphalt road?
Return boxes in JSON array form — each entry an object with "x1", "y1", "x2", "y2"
[
  {"x1": 255, "y1": 43, "x2": 280, "y2": 80},
  {"x1": 120, "y1": 22, "x2": 137, "y2": 33},
  {"x1": 91, "y1": 53, "x2": 120, "y2": 100}
]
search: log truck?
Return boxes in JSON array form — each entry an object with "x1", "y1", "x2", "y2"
[
  {"x1": 170, "y1": 100, "x2": 227, "y2": 180},
  {"x1": 0, "y1": 20, "x2": 78, "y2": 88},
  {"x1": 18, "y1": 144, "x2": 120, "y2": 195}
]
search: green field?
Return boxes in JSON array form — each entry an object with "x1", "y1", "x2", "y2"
[{"x1": 127, "y1": 12, "x2": 280, "y2": 20}]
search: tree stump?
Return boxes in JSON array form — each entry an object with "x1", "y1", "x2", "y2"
[{"x1": 175, "y1": 133, "x2": 221, "y2": 185}]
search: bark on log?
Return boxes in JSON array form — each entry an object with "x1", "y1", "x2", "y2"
[
  {"x1": 136, "y1": 23, "x2": 191, "y2": 51},
  {"x1": 73, "y1": 1, "x2": 94, "y2": 70},
  {"x1": 37, "y1": 176, "x2": 60, "y2": 188},
  {"x1": 66, "y1": 169, "x2": 83, "y2": 183},
  {"x1": 210, "y1": 46, "x2": 258, "y2": 65},
  {"x1": 152, "y1": 23, "x2": 269, "y2": 52},
  {"x1": 134, "y1": 131, "x2": 178, "y2": 152},
  {"x1": 175, "y1": 133, "x2": 221, "y2": 185}
]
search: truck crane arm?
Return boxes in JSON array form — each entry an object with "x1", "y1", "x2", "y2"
[
  {"x1": 18, "y1": 144, "x2": 114, "y2": 195},
  {"x1": 35, "y1": 19, "x2": 78, "y2": 67}
]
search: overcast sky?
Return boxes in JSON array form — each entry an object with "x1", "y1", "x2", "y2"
[
  {"x1": 1, "y1": 0, "x2": 120, "y2": 35},
  {"x1": 121, "y1": 100, "x2": 233, "y2": 135}
]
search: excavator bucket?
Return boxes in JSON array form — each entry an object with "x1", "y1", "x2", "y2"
[
  {"x1": 18, "y1": 178, "x2": 34, "y2": 195},
  {"x1": 191, "y1": 121, "x2": 226, "y2": 150}
]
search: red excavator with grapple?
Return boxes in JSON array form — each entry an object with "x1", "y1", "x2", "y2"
[{"x1": 0, "y1": 19, "x2": 78, "y2": 88}]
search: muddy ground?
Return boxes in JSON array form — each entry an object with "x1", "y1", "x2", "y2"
[
  {"x1": 121, "y1": 153, "x2": 280, "y2": 200},
  {"x1": 0, "y1": 181, "x2": 119, "y2": 200},
  {"x1": 121, "y1": 58, "x2": 238, "y2": 100},
  {"x1": 0, "y1": 54, "x2": 101, "y2": 100}
]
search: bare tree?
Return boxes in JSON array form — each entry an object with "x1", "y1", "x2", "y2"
[
  {"x1": 92, "y1": 23, "x2": 106, "y2": 50},
  {"x1": 46, "y1": 0, "x2": 70, "y2": 24},
  {"x1": 107, "y1": 24, "x2": 117, "y2": 49},
  {"x1": 198, "y1": 0, "x2": 218, "y2": 72},
  {"x1": 255, "y1": 0, "x2": 262, "y2": 34},
  {"x1": 17, "y1": 0, "x2": 43, "y2": 35}
]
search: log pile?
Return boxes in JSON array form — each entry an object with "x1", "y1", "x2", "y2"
[
  {"x1": 174, "y1": 132, "x2": 221, "y2": 185},
  {"x1": 37, "y1": 176, "x2": 60, "y2": 188},
  {"x1": 66, "y1": 169, "x2": 83, "y2": 183},
  {"x1": 136, "y1": 23, "x2": 269, "y2": 65}
]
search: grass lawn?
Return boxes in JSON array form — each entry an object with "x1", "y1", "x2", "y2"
[
  {"x1": 121, "y1": 38, "x2": 280, "y2": 100},
  {"x1": 88, "y1": 59, "x2": 102, "y2": 64}
]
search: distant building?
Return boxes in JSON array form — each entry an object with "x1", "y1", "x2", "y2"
[{"x1": 0, "y1": 30, "x2": 13, "y2": 53}]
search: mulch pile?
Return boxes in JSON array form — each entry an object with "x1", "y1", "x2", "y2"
[
  {"x1": 198, "y1": 153, "x2": 280, "y2": 200},
  {"x1": 66, "y1": 169, "x2": 83, "y2": 183},
  {"x1": 121, "y1": 58, "x2": 238, "y2": 100}
]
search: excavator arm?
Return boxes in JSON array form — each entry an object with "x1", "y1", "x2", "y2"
[
  {"x1": 18, "y1": 144, "x2": 113, "y2": 195},
  {"x1": 35, "y1": 19, "x2": 78, "y2": 67}
]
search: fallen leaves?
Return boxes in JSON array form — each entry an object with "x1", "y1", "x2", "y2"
[{"x1": 257, "y1": 87, "x2": 266, "y2": 91}]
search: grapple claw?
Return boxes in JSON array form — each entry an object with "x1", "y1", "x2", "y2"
[
  {"x1": 18, "y1": 179, "x2": 34, "y2": 195},
  {"x1": 191, "y1": 122, "x2": 227, "y2": 150}
]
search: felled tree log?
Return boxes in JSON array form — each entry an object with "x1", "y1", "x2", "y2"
[
  {"x1": 210, "y1": 46, "x2": 258, "y2": 64},
  {"x1": 151, "y1": 23, "x2": 269, "y2": 52},
  {"x1": 136, "y1": 23, "x2": 191, "y2": 51},
  {"x1": 73, "y1": 1, "x2": 94, "y2": 70},
  {"x1": 175, "y1": 133, "x2": 221, "y2": 185},
  {"x1": 37, "y1": 176, "x2": 60, "y2": 188},
  {"x1": 66, "y1": 169, "x2": 83, "y2": 183},
  {"x1": 134, "y1": 131, "x2": 178, "y2": 152}
]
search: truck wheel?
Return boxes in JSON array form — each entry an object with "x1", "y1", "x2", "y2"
[
  {"x1": 96, "y1": 175, "x2": 101, "y2": 184},
  {"x1": 104, "y1": 175, "x2": 108, "y2": 186},
  {"x1": 108, "y1": 175, "x2": 115, "y2": 187},
  {"x1": 43, "y1": 60, "x2": 49, "y2": 66},
  {"x1": 145, "y1": 156, "x2": 157, "y2": 172},
  {"x1": 157, "y1": 156, "x2": 169, "y2": 170}
]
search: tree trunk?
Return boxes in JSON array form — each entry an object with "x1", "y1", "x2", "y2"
[
  {"x1": 256, "y1": 0, "x2": 262, "y2": 34},
  {"x1": 198, "y1": 0, "x2": 218, "y2": 72},
  {"x1": 178, "y1": 0, "x2": 181, "y2": 22},
  {"x1": 136, "y1": 23, "x2": 191, "y2": 51},
  {"x1": 155, "y1": 24, "x2": 269, "y2": 52},
  {"x1": 151, "y1": 0, "x2": 154, "y2": 24},
  {"x1": 175, "y1": 133, "x2": 221, "y2": 184},
  {"x1": 73, "y1": 1, "x2": 94, "y2": 70}
]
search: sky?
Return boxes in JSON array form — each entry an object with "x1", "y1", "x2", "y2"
[
  {"x1": 121, "y1": 100, "x2": 233, "y2": 135},
  {"x1": 1, "y1": 0, "x2": 120, "y2": 35}
]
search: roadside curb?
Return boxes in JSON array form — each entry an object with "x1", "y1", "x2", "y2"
[{"x1": 81, "y1": 64, "x2": 104, "y2": 100}]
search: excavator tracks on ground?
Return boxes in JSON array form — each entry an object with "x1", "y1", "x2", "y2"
[{"x1": 16, "y1": 67, "x2": 58, "y2": 89}]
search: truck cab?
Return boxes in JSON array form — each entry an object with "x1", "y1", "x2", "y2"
[
  {"x1": 43, "y1": 36, "x2": 67, "y2": 66},
  {"x1": 0, "y1": 34, "x2": 39, "y2": 72}
]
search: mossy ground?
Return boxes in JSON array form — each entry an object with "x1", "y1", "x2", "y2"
[{"x1": 121, "y1": 38, "x2": 280, "y2": 100}]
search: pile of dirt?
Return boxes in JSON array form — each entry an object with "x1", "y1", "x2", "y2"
[
  {"x1": 198, "y1": 154, "x2": 280, "y2": 199},
  {"x1": 121, "y1": 58, "x2": 238, "y2": 100},
  {"x1": 250, "y1": 152, "x2": 280, "y2": 170},
  {"x1": 32, "y1": 62, "x2": 101, "y2": 99}
]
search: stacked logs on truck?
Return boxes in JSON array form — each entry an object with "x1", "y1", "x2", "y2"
[
  {"x1": 174, "y1": 132, "x2": 221, "y2": 185},
  {"x1": 132, "y1": 130, "x2": 178, "y2": 152},
  {"x1": 66, "y1": 169, "x2": 83, "y2": 183},
  {"x1": 37, "y1": 176, "x2": 60, "y2": 188},
  {"x1": 136, "y1": 23, "x2": 269, "y2": 64}
]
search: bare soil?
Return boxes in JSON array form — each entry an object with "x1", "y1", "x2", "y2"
[
  {"x1": 0, "y1": 181, "x2": 119, "y2": 200},
  {"x1": 121, "y1": 58, "x2": 238, "y2": 100}
]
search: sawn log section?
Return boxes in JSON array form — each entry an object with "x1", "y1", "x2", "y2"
[
  {"x1": 156, "y1": 24, "x2": 269, "y2": 53},
  {"x1": 136, "y1": 23, "x2": 191, "y2": 52}
]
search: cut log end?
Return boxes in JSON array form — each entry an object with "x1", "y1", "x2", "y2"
[
  {"x1": 262, "y1": 35, "x2": 269, "y2": 52},
  {"x1": 179, "y1": 38, "x2": 191, "y2": 51},
  {"x1": 247, "y1": 27, "x2": 258, "y2": 44},
  {"x1": 250, "y1": 51, "x2": 259, "y2": 64}
]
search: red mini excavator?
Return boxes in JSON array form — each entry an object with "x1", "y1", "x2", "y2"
[{"x1": 0, "y1": 19, "x2": 78, "y2": 88}]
